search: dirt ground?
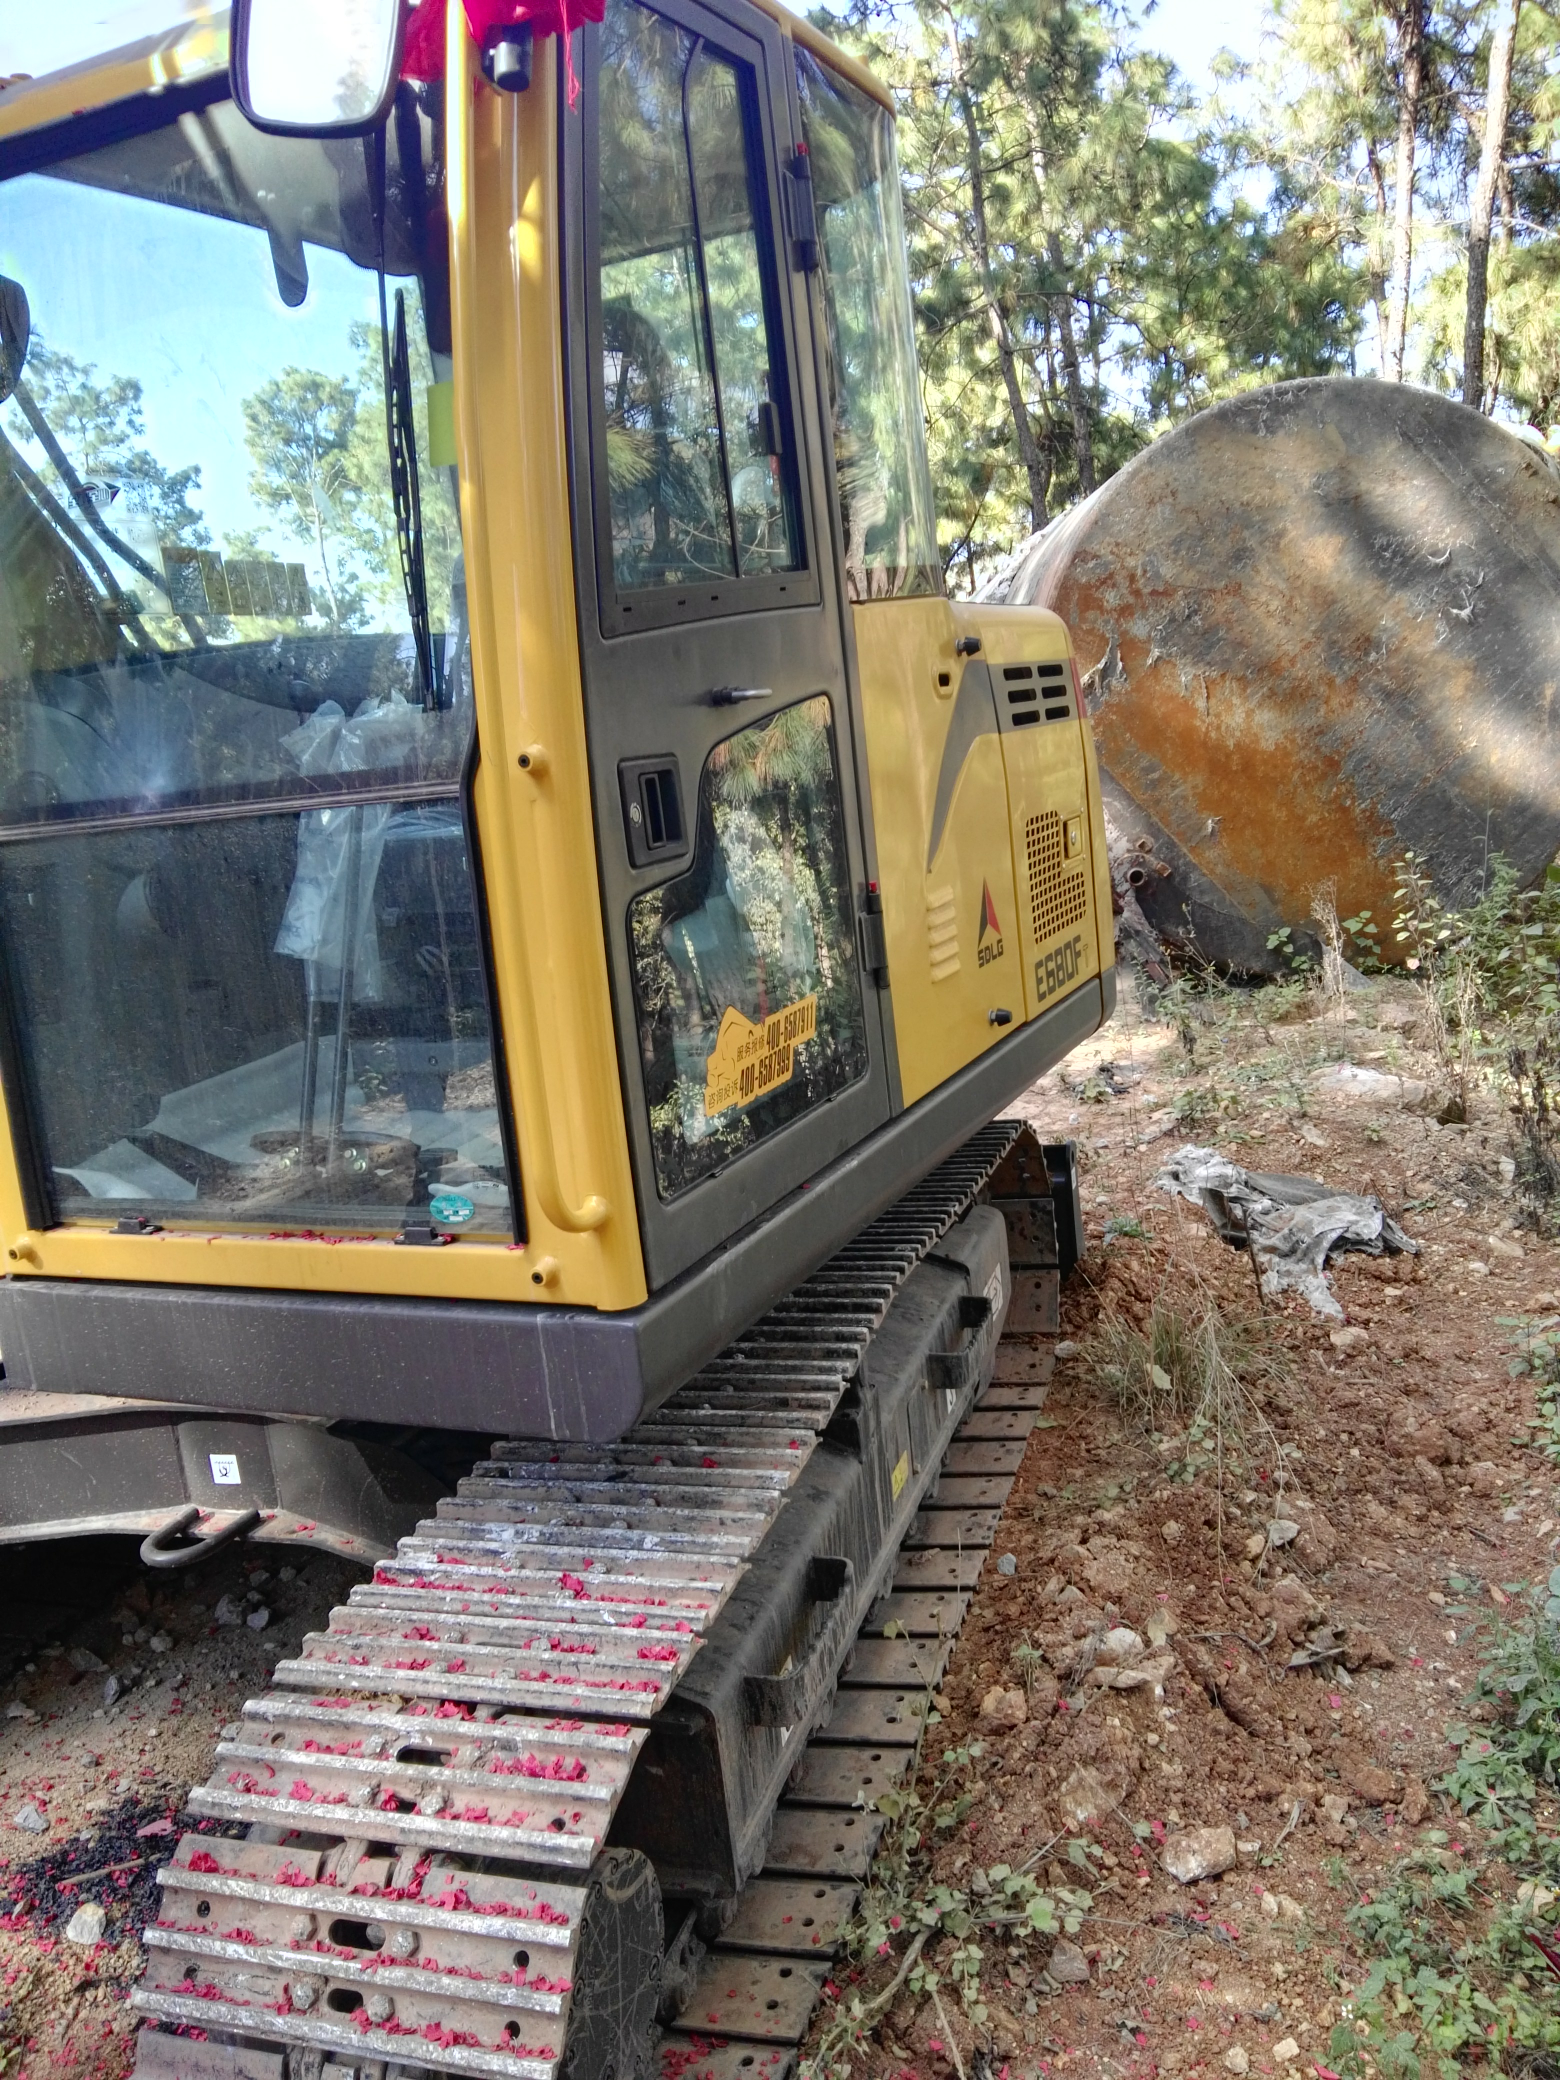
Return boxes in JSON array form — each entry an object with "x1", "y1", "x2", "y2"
[
  {"x1": 0, "y1": 970, "x2": 1550, "y2": 2077},
  {"x1": 803, "y1": 971, "x2": 1560, "y2": 2079}
]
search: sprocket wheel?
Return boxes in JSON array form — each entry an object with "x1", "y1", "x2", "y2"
[{"x1": 558, "y1": 1847, "x2": 664, "y2": 2080}]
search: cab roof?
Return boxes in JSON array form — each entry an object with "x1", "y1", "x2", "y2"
[{"x1": 0, "y1": 0, "x2": 890, "y2": 152}]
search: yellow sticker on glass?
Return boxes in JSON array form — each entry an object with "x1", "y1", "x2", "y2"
[
  {"x1": 891, "y1": 1450, "x2": 910, "y2": 1500},
  {"x1": 703, "y1": 993, "x2": 818, "y2": 1118}
]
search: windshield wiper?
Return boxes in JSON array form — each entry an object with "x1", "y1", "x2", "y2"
[{"x1": 369, "y1": 122, "x2": 441, "y2": 714}]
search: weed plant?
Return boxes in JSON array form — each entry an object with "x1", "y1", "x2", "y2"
[
  {"x1": 1086, "y1": 1295, "x2": 1288, "y2": 1491},
  {"x1": 1329, "y1": 1852, "x2": 1560, "y2": 2077},
  {"x1": 799, "y1": 1725, "x2": 1091, "y2": 2078},
  {"x1": 1331, "y1": 1578, "x2": 1560, "y2": 2074}
]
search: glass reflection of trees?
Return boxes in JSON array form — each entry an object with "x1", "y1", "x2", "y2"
[
  {"x1": 796, "y1": 48, "x2": 941, "y2": 600},
  {"x1": 630, "y1": 697, "x2": 867, "y2": 1200},
  {"x1": 596, "y1": 0, "x2": 795, "y2": 590}
]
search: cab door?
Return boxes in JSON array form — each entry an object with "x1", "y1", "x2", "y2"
[{"x1": 566, "y1": 0, "x2": 891, "y2": 1290}]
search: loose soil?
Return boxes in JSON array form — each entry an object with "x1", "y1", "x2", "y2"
[
  {"x1": 803, "y1": 973, "x2": 1560, "y2": 2079},
  {"x1": 0, "y1": 973, "x2": 1550, "y2": 2078}
]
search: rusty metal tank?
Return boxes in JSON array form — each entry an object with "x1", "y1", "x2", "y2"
[{"x1": 993, "y1": 377, "x2": 1560, "y2": 970}]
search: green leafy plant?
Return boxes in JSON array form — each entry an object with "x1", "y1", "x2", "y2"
[
  {"x1": 800, "y1": 1732, "x2": 1091, "y2": 2077},
  {"x1": 1505, "y1": 1312, "x2": 1560, "y2": 1462},
  {"x1": 1265, "y1": 923, "x2": 1312, "y2": 974},
  {"x1": 1335, "y1": 1855, "x2": 1560, "y2": 2077}
]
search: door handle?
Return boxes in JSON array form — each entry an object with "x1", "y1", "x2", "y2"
[{"x1": 707, "y1": 685, "x2": 774, "y2": 707}]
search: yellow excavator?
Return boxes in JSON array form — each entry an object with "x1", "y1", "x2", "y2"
[{"x1": 0, "y1": 1, "x2": 1112, "y2": 2071}]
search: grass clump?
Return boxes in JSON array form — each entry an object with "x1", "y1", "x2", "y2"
[{"x1": 1086, "y1": 1295, "x2": 1287, "y2": 1490}]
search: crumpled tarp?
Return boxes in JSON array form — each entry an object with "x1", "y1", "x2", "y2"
[{"x1": 1155, "y1": 1143, "x2": 1418, "y2": 1319}]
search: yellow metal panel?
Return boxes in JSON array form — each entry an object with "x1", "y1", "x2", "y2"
[
  {"x1": 0, "y1": 16, "x2": 227, "y2": 142},
  {"x1": 853, "y1": 598, "x2": 1023, "y2": 1107},
  {"x1": 963, "y1": 607, "x2": 1102, "y2": 1023},
  {"x1": 0, "y1": 14, "x2": 649, "y2": 1314},
  {"x1": 447, "y1": 25, "x2": 645, "y2": 1308}
]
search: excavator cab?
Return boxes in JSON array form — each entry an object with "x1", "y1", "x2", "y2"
[
  {"x1": 0, "y1": 2, "x2": 1111, "y2": 1429},
  {"x1": 0, "y1": 9, "x2": 1116, "y2": 2072}
]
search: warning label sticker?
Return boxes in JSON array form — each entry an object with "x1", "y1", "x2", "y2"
[{"x1": 703, "y1": 993, "x2": 818, "y2": 1118}]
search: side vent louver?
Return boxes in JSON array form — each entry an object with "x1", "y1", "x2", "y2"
[
  {"x1": 1000, "y1": 662, "x2": 1071, "y2": 730},
  {"x1": 926, "y1": 885, "x2": 960, "y2": 980}
]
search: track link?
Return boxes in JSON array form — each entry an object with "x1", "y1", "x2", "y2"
[{"x1": 131, "y1": 1123, "x2": 1043, "y2": 2080}]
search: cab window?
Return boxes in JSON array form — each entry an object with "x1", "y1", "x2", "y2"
[
  {"x1": 590, "y1": 0, "x2": 803, "y2": 616},
  {"x1": 796, "y1": 50, "x2": 941, "y2": 601}
]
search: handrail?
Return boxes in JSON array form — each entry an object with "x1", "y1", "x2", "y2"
[{"x1": 446, "y1": 6, "x2": 609, "y2": 1238}]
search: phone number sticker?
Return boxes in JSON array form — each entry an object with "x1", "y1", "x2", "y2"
[{"x1": 704, "y1": 993, "x2": 818, "y2": 1118}]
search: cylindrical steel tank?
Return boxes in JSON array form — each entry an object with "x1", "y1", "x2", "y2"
[{"x1": 994, "y1": 378, "x2": 1560, "y2": 969}]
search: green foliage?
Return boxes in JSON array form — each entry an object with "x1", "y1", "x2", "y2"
[
  {"x1": 801, "y1": 1733, "x2": 1091, "y2": 2075},
  {"x1": 1265, "y1": 923, "x2": 1314, "y2": 974},
  {"x1": 815, "y1": 0, "x2": 1361, "y2": 588},
  {"x1": 1505, "y1": 1312, "x2": 1560, "y2": 1460},
  {"x1": 1337, "y1": 1852, "x2": 1560, "y2": 2075},
  {"x1": 1389, "y1": 849, "x2": 1560, "y2": 1018},
  {"x1": 1348, "y1": 1580, "x2": 1560, "y2": 2071},
  {"x1": 241, "y1": 368, "x2": 365, "y2": 627},
  {"x1": 820, "y1": 0, "x2": 1560, "y2": 591},
  {"x1": 1436, "y1": 1575, "x2": 1560, "y2": 1875}
]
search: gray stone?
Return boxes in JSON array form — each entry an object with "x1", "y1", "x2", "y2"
[
  {"x1": 1047, "y1": 1938, "x2": 1090, "y2": 1984},
  {"x1": 65, "y1": 1902, "x2": 106, "y2": 1947},
  {"x1": 1161, "y1": 1824, "x2": 1237, "y2": 1884}
]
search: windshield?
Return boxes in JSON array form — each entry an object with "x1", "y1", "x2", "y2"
[
  {"x1": 0, "y1": 95, "x2": 515, "y2": 1238},
  {"x1": 0, "y1": 96, "x2": 463, "y2": 821}
]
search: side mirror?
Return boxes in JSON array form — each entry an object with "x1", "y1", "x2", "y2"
[
  {"x1": 231, "y1": 0, "x2": 406, "y2": 136},
  {"x1": 0, "y1": 278, "x2": 29, "y2": 404}
]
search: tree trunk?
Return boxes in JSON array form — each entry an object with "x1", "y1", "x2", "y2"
[
  {"x1": 944, "y1": 10, "x2": 1051, "y2": 530},
  {"x1": 1045, "y1": 229, "x2": 1096, "y2": 496},
  {"x1": 312, "y1": 495, "x2": 341, "y2": 623},
  {"x1": 1384, "y1": 0, "x2": 1425, "y2": 383},
  {"x1": 1464, "y1": 0, "x2": 1520, "y2": 409},
  {"x1": 1365, "y1": 139, "x2": 1391, "y2": 372}
]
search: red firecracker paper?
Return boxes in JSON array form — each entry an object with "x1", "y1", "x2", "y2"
[{"x1": 402, "y1": 0, "x2": 605, "y2": 101}]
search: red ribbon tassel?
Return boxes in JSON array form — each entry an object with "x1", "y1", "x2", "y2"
[{"x1": 402, "y1": 0, "x2": 605, "y2": 103}]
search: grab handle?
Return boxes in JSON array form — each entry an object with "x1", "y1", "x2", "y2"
[
  {"x1": 743, "y1": 1557, "x2": 856, "y2": 1727},
  {"x1": 926, "y1": 1294, "x2": 994, "y2": 1396}
]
